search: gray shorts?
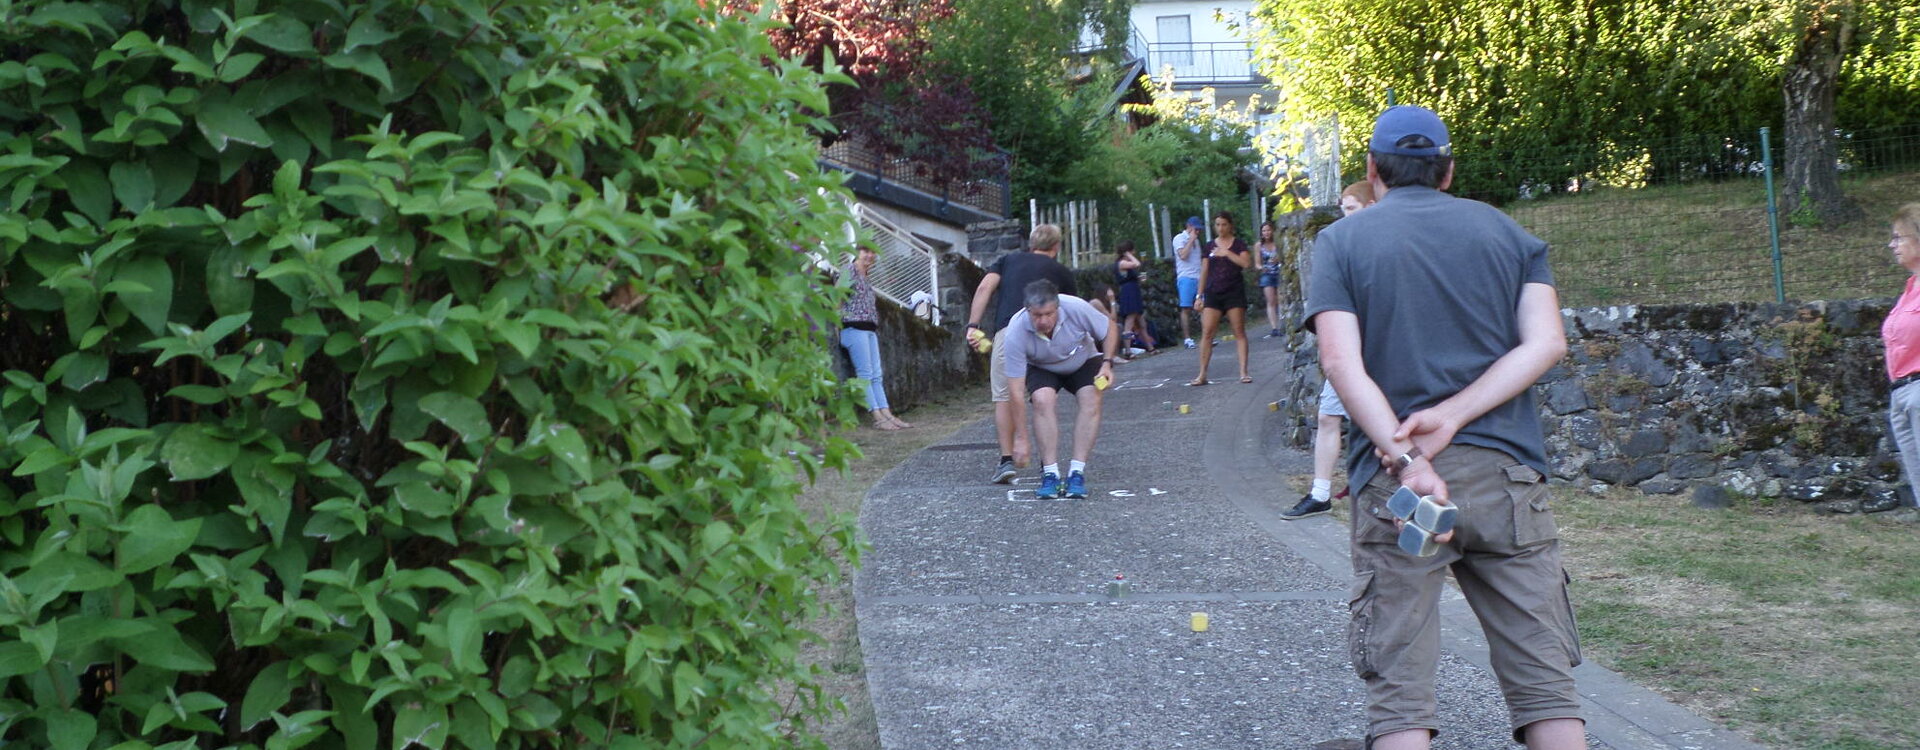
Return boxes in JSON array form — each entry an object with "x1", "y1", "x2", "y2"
[
  {"x1": 1348, "y1": 445, "x2": 1583, "y2": 745},
  {"x1": 1318, "y1": 380, "x2": 1347, "y2": 417}
]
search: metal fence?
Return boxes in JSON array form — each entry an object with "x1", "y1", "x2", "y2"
[
  {"x1": 1146, "y1": 42, "x2": 1262, "y2": 86},
  {"x1": 1031, "y1": 199, "x2": 1105, "y2": 270},
  {"x1": 1440, "y1": 124, "x2": 1920, "y2": 307},
  {"x1": 821, "y1": 136, "x2": 1011, "y2": 219},
  {"x1": 850, "y1": 203, "x2": 944, "y2": 323}
]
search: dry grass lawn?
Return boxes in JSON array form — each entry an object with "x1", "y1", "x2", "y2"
[
  {"x1": 1313, "y1": 476, "x2": 1920, "y2": 749},
  {"x1": 1553, "y1": 487, "x2": 1920, "y2": 750},
  {"x1": 1508, "y1": 170, "x2": 1917, "y2": 307}
]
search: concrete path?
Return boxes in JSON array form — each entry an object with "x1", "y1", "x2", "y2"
[{"x1": 854, "y1": 340, "x2": 1766, "y2": 749}]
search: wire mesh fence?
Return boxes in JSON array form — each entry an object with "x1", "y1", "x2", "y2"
[{"x1": 1448, "y1": 124, "x2": 1920, "y2": 307}]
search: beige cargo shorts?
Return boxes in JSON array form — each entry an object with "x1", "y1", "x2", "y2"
[{"x1": 1347, "y1": 444, "x2": 1584, "y2": 746}]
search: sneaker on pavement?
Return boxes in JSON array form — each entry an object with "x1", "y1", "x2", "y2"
[
  {"x1": 1183, "y1": 338, "x2": 1197, "y2": 349},
  {"x1": 1064, "y1": 471, "x2": 1088, "y2": 499},
  {"x1": 990, "y1": 459, "x2": 1017, "y2": 484},
  {"x1": 1037, "y1": 472, "x2": 1062, "y2": 499},
  {"x1": 1261, "y1": 329, "x2": 1280, "y2": 339},
  {"x1": 1281, "y1": 494, "x2": 1333, "y2": 520}
]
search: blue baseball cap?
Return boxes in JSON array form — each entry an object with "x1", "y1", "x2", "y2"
[
  {"x1": 1369, "y1": 105, "x2": 1451, "y2": 157},
  {"x1": 1186, "y1": 216, "x2": 1204, "y2": 228}
]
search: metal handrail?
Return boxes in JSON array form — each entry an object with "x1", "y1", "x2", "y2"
[
  {"x1": 849, "y1": 202, "x2": 943, "y2": 325},
  {"x1": 820, "y1": 136, "x2": 1011, "y2": 219},
  {"x1": 1147, "y1": 42, "x2": 1263, "y2": 85}
]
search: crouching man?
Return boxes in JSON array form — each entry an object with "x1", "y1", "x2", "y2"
[{"x1": 1002, "y1": 280, "x2": 1120, "y2": 499}]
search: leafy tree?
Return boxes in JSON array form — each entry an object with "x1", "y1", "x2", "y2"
[
  {"x1": 1249, "y1": 0, "x2": 1920, "y2": 204},
  {"x1": 1778, "y1": 0, "x2": 1861, "y2": 223},
  {"x1": 729, "y1": 0, "x2": 1000, "y2": 185},
  {"x1": 925, "y1": 0, "x2": 1133, "y2": 203},
  {"x1": 0, "y1": 0, "x2": 859, "y2": 747}
]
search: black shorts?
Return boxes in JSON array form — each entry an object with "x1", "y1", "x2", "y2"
[
  {"x1": 1202, "y1": 285, "x2": 1247, "y2": 311},
  {"x1": 1026, "y1": 357, "x2": 1102, "y2": 394}
]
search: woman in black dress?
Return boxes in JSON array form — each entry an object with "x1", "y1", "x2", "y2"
[
  {"x1": 1190, "y1": 211, "x2": 1253, "y2": 385},
  {"x1": 1112, "y1": 241, "x2": 1155, "y2": 352}
]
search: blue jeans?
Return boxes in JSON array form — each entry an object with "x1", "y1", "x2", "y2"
[{"x1": 839, "y1": 327, "x2": 890, "y2": 411}]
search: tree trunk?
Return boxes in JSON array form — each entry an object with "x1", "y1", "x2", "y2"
[{"x1": 1779, "y1": 0, "x2": 1861, "y2": 226}]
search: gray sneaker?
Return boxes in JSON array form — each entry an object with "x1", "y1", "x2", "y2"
[
  {"x1": 1281, "y1": 494, "x2": 1332, "y2": 520},
  {"x1": 990, "y1": 459, "x2": 1017, "y2": 484}
]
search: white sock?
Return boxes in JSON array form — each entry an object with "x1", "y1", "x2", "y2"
[
  {"x1": 1311, "y1": 479, "x2": 1332, "y2": 501},
  {"x1": 1069, "y1": 460, "x2": 1086, "y2": 476},
  {"x1": 1044, "y1": 463, "x2": 1060, "y2": 478}
]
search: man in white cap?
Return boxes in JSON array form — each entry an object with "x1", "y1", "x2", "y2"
[{"x1": 1304, "y1": 105, "x2": 1581, "y2": 750}]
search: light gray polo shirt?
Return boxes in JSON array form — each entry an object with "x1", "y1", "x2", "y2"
[
  {"x1": 1303, "y1": 185, "x2": 1556, "y2": 490},
  {"x1": 1003, "y1": 295, "x2": 1109, "y2": 378}
]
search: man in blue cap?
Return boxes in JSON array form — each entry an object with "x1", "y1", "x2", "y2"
[
  {"x1": 1305, "y1": 105, "x2": 1583, "y2": 749},
  {"x1": 1172, "y1": 215, "x2": 1205, "y2": 348}
]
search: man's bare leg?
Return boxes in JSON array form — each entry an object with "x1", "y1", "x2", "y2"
[
  {"x1": 1313, "y1": 413, "x2": 1343, "y2": 487},
  {"x1": 1070, "y1": 386, "x2": 1102, "y2": 463},
  {"x1": 996, "y1": 400, "x2": 1030, "y2": 467},
  {"x1": 1372, "y1": 729, "x2": 1431, "y2": 750},
  {"x1": 1030, "y1": 388, "x2": 1060, "y2": 469},
  {"x1": 1521, "y1": 718, "x2": 1585, "y2": 750}
]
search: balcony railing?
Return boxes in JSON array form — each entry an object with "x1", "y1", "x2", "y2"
[
  {"x1": 1147, "y1": 42, "x2": 1264, "y2": 86},
  {"x1": 820, "y1": 137, "x2": 1011, "y2": 220}
]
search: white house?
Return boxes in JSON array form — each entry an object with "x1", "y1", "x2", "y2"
[{"x1": 1128, "y1": 0, "x2": 1275, "y2": 115}]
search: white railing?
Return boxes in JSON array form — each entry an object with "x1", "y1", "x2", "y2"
[
  {"x1": 1032, "y1": 199, "x2": 1104, "y2": 270},
  {"x1": 849, "y1": 202, "x2": 943, "y2": 324}
]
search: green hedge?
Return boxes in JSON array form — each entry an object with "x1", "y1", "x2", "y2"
[{"x1": 0, "y1": 0, "x2": 860, "y2": 747}]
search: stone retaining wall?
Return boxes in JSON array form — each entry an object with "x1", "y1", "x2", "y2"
[{"x1": 1279, "y1": 299, "x2": 1910, "y2": 514}]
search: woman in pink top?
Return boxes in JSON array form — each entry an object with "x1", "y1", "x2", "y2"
[{"x1": 1880, "y1": 203, "x2": 1920, "y2": 509}]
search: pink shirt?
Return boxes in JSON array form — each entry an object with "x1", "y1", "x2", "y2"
[{"x1": 1883, "y1": 275, "x2": 1920, "y2": 381}]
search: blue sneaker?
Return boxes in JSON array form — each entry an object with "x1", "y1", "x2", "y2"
[
  {"x1": 1064, "y1": 471, "x2": 1087, "y2": 499},
  {"x1": 1036, "y1": 472, "x2": 1061, "y2": 499}
]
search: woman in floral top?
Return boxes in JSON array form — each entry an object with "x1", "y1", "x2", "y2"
[{"x1": 841, "y1": 247, "x2": 912, "y2": 430}]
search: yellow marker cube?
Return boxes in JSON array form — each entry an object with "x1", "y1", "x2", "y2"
[
  {"x1": 1268, "y1": 401, "x2": 1280, "y2": 411},
  {"x1": 1190, "y1": 612, "x2": 1210, "y2": 632},
  {"x1": 1177, "y1": 404, "x2": 1190, "y2": 414},
  {"x1": 1094, "y1": 375, "x2": 1111, "y2": 391}
]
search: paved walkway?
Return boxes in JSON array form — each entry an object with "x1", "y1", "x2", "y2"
[{"x1": 854, "y1": 341, "x2": 1767, "y2": 749}]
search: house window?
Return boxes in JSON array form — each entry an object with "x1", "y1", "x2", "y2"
[{"x1": 1156, "y1": 15, "x2": 1192, "y2": 67}]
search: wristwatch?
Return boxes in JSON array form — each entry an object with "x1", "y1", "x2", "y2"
[
  {"x1": 966, "y1": 322, "x2": 983, "y2": 330},
  {"x1": 1394, "y1": 445, "x2": 1425, "y2": 470}
]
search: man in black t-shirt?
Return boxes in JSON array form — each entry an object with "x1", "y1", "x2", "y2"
[{"x1": 966, "y1": 224, "x2": 1078, "y2": 483}]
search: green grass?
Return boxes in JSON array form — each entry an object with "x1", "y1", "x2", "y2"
[
  {"x1": 1505, "y1": 169, "x2": 1918, "y2": 306},
  {"x1": 1555, "y1": 487, "x2": 1920, "y2": 749}
]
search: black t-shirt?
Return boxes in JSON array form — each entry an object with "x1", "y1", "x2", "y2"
[{"x1": 988, "y1": 252, "x2": 1078, "y2": 331}]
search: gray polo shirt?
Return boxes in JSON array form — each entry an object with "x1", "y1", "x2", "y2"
[
  {"x1": 1303, "y1": 186, "x2": 1556, "y2": 490},
  {"x1": 1003, "y1": 295, "x2": 1109, "y2": 378}
]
